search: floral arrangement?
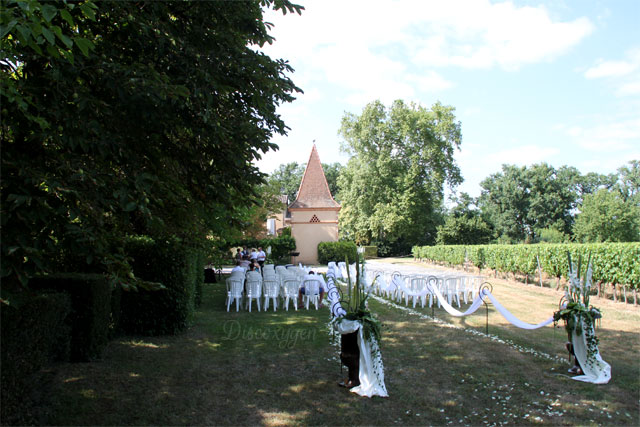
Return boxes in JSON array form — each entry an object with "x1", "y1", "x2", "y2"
[
  {"x1": 553, "y1": 252, "x2": 602, "y2": 368},
  {"x1": 337, "y1": 255, "x2": 382, "y2": 344}
]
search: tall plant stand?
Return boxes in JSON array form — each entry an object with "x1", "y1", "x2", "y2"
[{"x1": 339, "y1": 331, "x2": 360, "y2": 388}]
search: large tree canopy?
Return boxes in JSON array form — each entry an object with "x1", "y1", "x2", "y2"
[
  {"x1": 1, "y1": 0, "x2": 303, "y2": 288},
  {"x1": 337, "y1": 100, "x2": 462, "y2": 252}
]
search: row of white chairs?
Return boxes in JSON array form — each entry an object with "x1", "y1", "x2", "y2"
[
  {"x1": 364, "y1": 268, "x2": 485, "y2": 309},
  {"x1": 225, "y1": 266, "x2": 323, "y2": 312}
]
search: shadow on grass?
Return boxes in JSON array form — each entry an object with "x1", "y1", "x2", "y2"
[{"x1": 38, "y1": 281, "x2": 639, "y2": 426}]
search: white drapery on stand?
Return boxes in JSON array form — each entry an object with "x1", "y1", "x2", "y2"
[
  {"x1": 571, "y1": 317, "x2": 611, "y2": 384},
  {"x1": 333, "y1": 319, "x2": 388, "y2": 398},
  {"x1": 325, "y1": 273, "x2": 388, "y2": 397}
]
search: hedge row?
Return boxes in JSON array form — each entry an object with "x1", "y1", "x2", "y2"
[
  {"x1": 412, "y1": 243, "x2": 640, "y2": 288},
  {"x1": 2, "y1": 236, "x2": 207, "y2": 423},
  {"x1": 318, "y1": 241, "x2": 358, "y2": 265},
  {"x1": 119, "y1": 236, "x2": 202, "y2": 336},
  {"x1": 1, "y1": 292, "x2": 72, "y2": 425}
]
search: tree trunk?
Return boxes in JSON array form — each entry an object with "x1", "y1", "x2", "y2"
[
  {"x1": 634, "y1": 288, "x2": 637, "y2": 306},
  {"x1": 623, "y1": 285, "x2": 627, "y2": 304},
  {"x1": 596, "y1": 281, "x2": 601, "y2": 298},
  {"x1": 612, "y1": 283, "x2": 617, "y2": 302}
]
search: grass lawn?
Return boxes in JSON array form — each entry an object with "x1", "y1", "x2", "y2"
[{"x1": 38, "y1": 260, "x2": 639, "y2": 426}]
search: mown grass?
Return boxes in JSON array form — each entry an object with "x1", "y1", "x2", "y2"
[{"x1": 37, "y1": 263, "x2": 639, "y2": 426}]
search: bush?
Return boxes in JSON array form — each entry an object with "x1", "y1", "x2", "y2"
[
  {"x1": 29, "y1": 273, "x2": 113, "y2": 362},
  {"x1": 362, "y1": 245, "x2": 378, "y2": 259},
  {"x1": 317, "y1": 241, "x2": 358, "y2": 265},
  {"x1": 1, "y1": 292, "x2": 72, "y2": 425},
  {"x1": 119, "y1": 236, "x2": 198, "y2": 335}
]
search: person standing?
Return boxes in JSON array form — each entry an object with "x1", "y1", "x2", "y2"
[{"x1": 257, "y1": 247, "x2": 266, "y2": 269}]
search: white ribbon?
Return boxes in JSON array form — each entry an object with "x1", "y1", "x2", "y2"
[{"x1": 571, "y1": 317, "x2": 611, "y2": 384}]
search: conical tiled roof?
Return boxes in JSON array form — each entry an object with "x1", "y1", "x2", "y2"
[{"x1": 289, "y1": 145, "x2": 340, "y2": 210}]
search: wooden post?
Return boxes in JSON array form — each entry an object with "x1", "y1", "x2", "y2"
[{"x1": 536, "y1": 255, "x2": 543, "y2": 287}]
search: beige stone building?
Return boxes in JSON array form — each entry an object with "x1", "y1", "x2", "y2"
[{"x1": 288, "y1": 145, "x2": 341, "y2": 264}]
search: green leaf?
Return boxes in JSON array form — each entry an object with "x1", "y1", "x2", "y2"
[
  {"x1": 59, "y1": 9, "x2": 74, "y2": 27},
  {"x1": 124, "y1": 201, "x2": 137, "y2": 212},
  {"x1": 41, "y1": 4, "x2": 58, "y2": 23},
  {"x1": 41, "y1": 26, "x2": 55, "y2": 45},
  {"x1": 79, "y1": 3, "x2": 96, "y2": 21},
  {"x1": 0, "y1": 19, "x2": 16, "y2": 38},
  {"x1": 15, "y1": 24, "x2": 32, "y2": 42},
  {"x1": 74, "y1": 37, "x2": 93, "y2": 57}
]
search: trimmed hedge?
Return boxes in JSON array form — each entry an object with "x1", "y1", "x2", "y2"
[
  {"x1": 362, "y1": 245, "x2": 378, "y2": 259},
  {"x1": 317, "y1": 241, "x2": 358, "y2": 265},
  {"x1": 29, "y1": 273, "x2": 113, "y2": 362},
  {"x1": 413, "y1": 243, "x2": 640, "y2": 288},
  {"x1": 1, "y1": 292, "x2": 72, "y2": 425},
  {"x1": 120, "y1": 236, "x2": 198, "y2": 335}
]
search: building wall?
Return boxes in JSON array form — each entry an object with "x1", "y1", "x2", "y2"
[{"x1": 290, "y1": 209, "x2": 339, "y2": 264}]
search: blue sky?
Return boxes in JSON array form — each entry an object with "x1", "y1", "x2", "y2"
[{"x1": 257, "y1": 0, "x2": 640, "y2": 198}]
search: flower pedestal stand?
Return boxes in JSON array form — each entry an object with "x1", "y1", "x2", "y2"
[{"x1": 339, "y1": 331, "x2": 360, "y2": 388}]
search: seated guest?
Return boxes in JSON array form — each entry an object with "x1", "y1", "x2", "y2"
[
  {"x1": 231, "y1": 260, "x2": 245, "y2": 273},
  {"x1": 298, "y1": 271, "x2": 325, "y2": 309},
  {"x1": 234, "y1": 248, "x2": 242, "y2": 262},
  {"x1": 250, "y1": 259, "x2": 261, "y2": 273},
  {"x1": 239, "y1": 256, "x2": 251, "y2": 269}
]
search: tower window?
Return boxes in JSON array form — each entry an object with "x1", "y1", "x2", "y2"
[{"x1": 310, "y1": 215, "x2": 320, "y2": 223}]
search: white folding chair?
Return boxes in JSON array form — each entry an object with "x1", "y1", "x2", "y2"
[
  {"x1": 226, "y1": 277, "x2": 244, "y2": 312},
  {"x1": 302, "y1": 278, "x2": 320, "y2": 310},
  {"x1": 263, "y1": 279, "x2": 280, "y2": 311}
]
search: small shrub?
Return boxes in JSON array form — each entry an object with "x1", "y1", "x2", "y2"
[
  {"x1": 318, "y1": 241, "x2": 358, "y2": 265},
  {"x1": 362, "y1": 245, "x2": 378, "y2": 259}
]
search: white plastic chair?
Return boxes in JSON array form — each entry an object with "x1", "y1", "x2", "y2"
[
  {"x1": 282, "y1": 279, "x2": 300, "y2": 311},
  {"x1": 302, "y1": 278, "x2": 320, "y2": 310},
  {"x1": 410, "y1": 276, "x2": 428, "y2": 308},
  {"x1": 444, "y1": 276, "x2": 462, "y2": 307},
  {"x1": 245, "y1": 277, "x2": 262, "y2": 312},
  {"x1": 226, "y1": 277, "x2": 244, "y2": 312},
  {"x1": 263, "y1": 279, "x2": 280, "y2": 311}
]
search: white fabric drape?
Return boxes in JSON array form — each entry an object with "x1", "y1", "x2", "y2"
[
  {"x1": 333, "y1": 319, "x2": 388, "y2": 398},
  {"x1": 571, "y1": 317, "x2": 611, "y2": 384},
  {"x1": 483, "y1": 291, "x2": 555, "y2": 330},
  {"x1": 428, "y1": 283, "x2": 486, "y2": 317}
]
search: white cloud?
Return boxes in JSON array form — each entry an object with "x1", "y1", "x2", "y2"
[
  {"x1": 585, "y1": 49, "x2": 640, "y2": 79},
  {"x1": 564, "y1": 117, "x2": 640, "y2": 153},
  {"x1": 261, "y1": 0, "x2": 594, "y2": 106}
]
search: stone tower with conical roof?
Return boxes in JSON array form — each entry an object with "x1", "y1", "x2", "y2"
[{"x1": 289, "y1": 144, "x2": 341, "y2": 264}]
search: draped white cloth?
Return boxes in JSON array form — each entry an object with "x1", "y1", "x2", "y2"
[
  {"x1": 333, "y1": 319, "x2": 388, "y2": 398},
  {"x1": 483, "y1": 291, "x2": 555, "y2": 329},
  {"x1": 325, "y1": 272, "x2": 387, "y2": 397},
  {"x1": 571, "y1": 318, "x2": 611, "y2": 384}
]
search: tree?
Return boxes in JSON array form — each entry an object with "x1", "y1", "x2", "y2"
[
  {"x1": 337, "y1": 100, "x2": 462, "y2": 253},
  {"x1": 1, "y1": 1, "x2": 303, "y2": 289},
  {"x1": 436, "y1": 193, "x2": 493, "y2": 245},
  {"x1": 573, "y1": 189, "x2": 640, "y2": 242},
  {"x1": 478, "y1": 163, "x2": 598, "y2": 242}
]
